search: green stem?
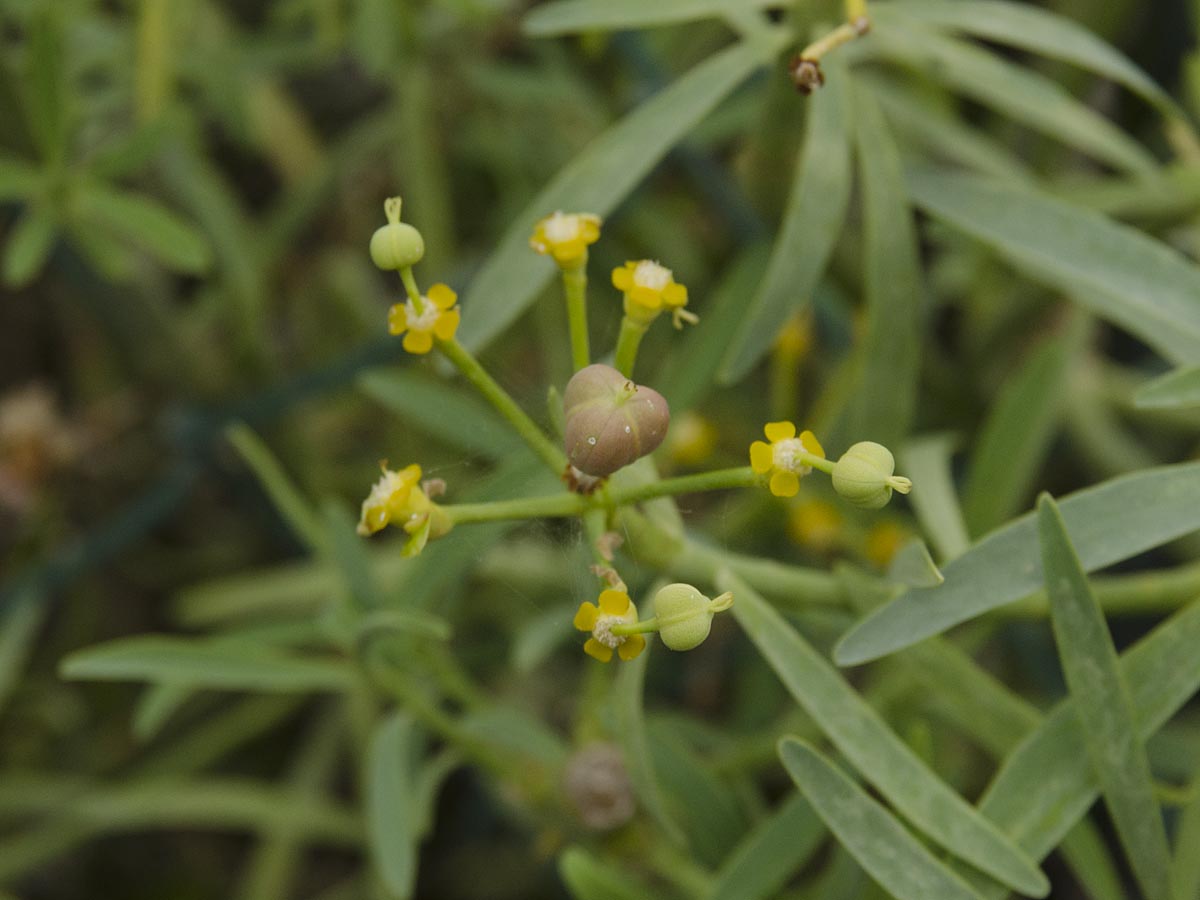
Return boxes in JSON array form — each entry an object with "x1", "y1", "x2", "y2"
[
  {"x1": 613, "y1": 315, "x2": 649, "y2": 379},
  {"x1": 399, "y1": 266, "x2": 424, "y2": 313},
  {"x1": 798, "y1": 450, "x2": 836, "y2": 475},
  {"x1": 443, "y1": 493, "x2": 587, "y2": 525},
  {"x1": 607, "y1": 467, "x2": 762, "y2": 506},
  {"x1": 562, "y1": 262, "x2": 590, "y2": 371},
  {"x1": 436, "y1": 338, "x2": 566, "y2": 474}
]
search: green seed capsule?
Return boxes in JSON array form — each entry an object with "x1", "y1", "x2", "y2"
[
  {"x1": 370, "y1": 221, "x2": 425, "y2": 271},
  {"x1": 653, "y1": 583, "x2": 715, "y2": 651},
  {"x1": 831, "y1": 441, "x2": 912, "y2": 509}
]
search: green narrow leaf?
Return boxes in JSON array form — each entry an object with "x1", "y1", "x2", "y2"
[
  {"x1": 558, "y1": 846, "x2": 665, "y2": 900},
  {"x1": 967, "y1": 597, "x2": 1200, "y2": 898},
  {"x1": 875, "y1": 0, "x2": 1181, "y2": 118},
  {"x1": 60, "y1": 636, "x2": 351, "y2": 692},
  {"x1": 721, "y1": 57, "x2": 854, "y2": 383},
  {"x1": 909, "y1": 169, "x2": 1200, "y2": 364},
  {"x1": 899, "y1": 434, "x2": 970, "y2": 561},
  {"x1": 74, "y1": 183, "x2": 213, "y2": 274},
  {"x1": 26, "y1": 6, "x2": 66, "y2": 162},
  {"x1": 0, "y1": 156, "x2": 39, "y2": 200},
  {"x1": 835, "y1": 460, "x2": 1200, "y2": 665},
  {"x1": 1134, "y1": 365, "x2": 1200, "y2": 409},
  {"x1": 844, "y1": 81, "x2": 922, "y2": 449},
  {"x1": 658, "y1": 243, "x2": 771, "y2": 408},
  {"x1": 614, "y1": 647, "x2": 687, "y2": 847},
  {"x1": 778, "y1": 739, "x2": 987, "y2": 900},
  {"x1": 0, "y1": 591, "x2": 47, "y2": 717},
  {"x1": 861, "y1": 75, "x2": 1032, "y2": 182},
  {"x1": 886, "y1": 539, "x2": 944, "y2": 588},
  {"x1": 962, "y1": 324, "x2": 1081, "y2": 537},
  {"x1": 366, "y1": 712, "x2": 421, "y2": 899},
  {"x1": 226, "y1": 422, "x2": 325, "y2": 552},
  {"x1": 358, "y1": 369, "x2": 525, "y2": 459},
  {"x1": 866, "y1": 23, "x2": 1156, "y2": 176},
  {"x1": 2, "y1": 205, "x2": 56, "y2": 287},
  {"x1": 708, "y1": 793, "x2": 826, "y2": 900},
  {"x1": 456, "y1": 29, "x2": 787, "y2": 352},
  {"x1": 1060, "y1": 821, "x2": 1129, "y2": 900},
  {"x1": 523, "y1": 0, "x2": 780, "y2": 35},
  {"x1": 1171, "y1": 771, "x2": 1200, "y2": 900},
  {"x1": 1037, "y1": 494, "x2": 1171, "y2": 900},
  {"x1": 720, "y1": 571, "x2": 1049, "y2": 897}
]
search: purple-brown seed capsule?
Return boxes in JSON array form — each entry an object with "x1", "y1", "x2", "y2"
[{"x1": 563, "y1": 364, "x2": 670, "y2": 477}]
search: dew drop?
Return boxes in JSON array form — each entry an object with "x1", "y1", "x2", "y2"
[
  {"x1": 587, "y1": 436, "x2": 597, "y2": 445},
  {"x1": 624, "y1": 426, "x2": 631, "y2": 433}
]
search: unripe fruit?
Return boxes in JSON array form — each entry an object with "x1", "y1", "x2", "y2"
[
  {"x1": 370, "y1": 221, "x2": 425, "y2": 271},
  {"x1": 653, "y1": 583, "x2": 714, "y2": 651},
  {"x1": 563, "y1": 364, "x2": 669, "y2": 477},
  {"x1": 831, "y1": 441, "x2": 911, "y2": 509}
]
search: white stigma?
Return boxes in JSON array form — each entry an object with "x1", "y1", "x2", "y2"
[
  {"x1": 404, "y1": 298, "x2": 441, "y2": 332},
  {"x1": 632, "y1": 260, "x2": 672, "y2": 291},
  {"x1": 773, "y1": 438, "x2": 814, "y2": 476},
  {"x1": 543, "y1": 211, "x2": 581, "y2": 243},
  {"x1": 592, "y1": 615, "x2": 626, "y2": 649}
]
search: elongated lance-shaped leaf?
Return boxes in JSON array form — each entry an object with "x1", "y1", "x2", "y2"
[
  {"x1": 615, "y1": 646, "x2": 687, "y2": 847},
  {"x1": 964, "y1": 596, "x2": 1200, "y2": 899},
  {"x1": 708, "y1": 793, "x2": 826, "y2": 900},
  {"x1": 558, "y1": 846, "x2": 668, "y2": 900},
  {"x1": 75, "y1": 182, "x2": 213, "y2": 274},
  {"x1": 1036, "y1": 494, "x2": 1172, "y2": 900},
  {"x1": 1134, "y1": 365, "x2": 1200, "y2": 410},
  {"x1": 963, "y1": 323, "x2": 1082, "y2": 538},
  {"x1": 523, "y1": 0, "x2": 781, "y2": 35},
  {"x1": 366, "y1": 712, "x2": 421, "y2": 898},
  {"x1": 226, "y1": 422, "x2": 324, "y2": 552},
  {"x1": 861, "y1": 74, "x2": 1033, "y2": 182},
  {"x1": 843, "y1": 80, "x2": 921, "y2": 449},
  {"x1": 720, "y1": 54, "x2": 854, "y2": 383},
  {"x1": 836, "y1": 460, "x2": 1200, "y2": 665},
  {"x1": 719, "y1": 570, "x2": 1049, "y2": 897},
  {"x1": 456, "y1": 29, "x2": 787, "y2": 352},
  {"x1": 60, "y1": 636, "x2": 352, "y2": 692},
  {"x1": 2, "y1": 205, "x2": 56, "y2": 288},
  {"x1": 778, "y1": 739, "x2": 988, "y2": 900},
  {"x1": 873, "y1": 0, "x2": 1181, "y2": 119},
  {"x1": 900, "y1": 434, "x2": 970, "y2": 561},
  {"x1": 867, "y1": 23, "x2": 1156, "y2": 176},
  {"x1": 909, "y1": 170, "x2": 1200, "y2": 364},
  {"x1": 1171, "y1": 767, "x2": 1200, "y2": 900}
]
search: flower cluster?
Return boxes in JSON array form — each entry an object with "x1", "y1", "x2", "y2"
[{"x1": 387, "y1": 283, "x2": 460, "y2": 355}]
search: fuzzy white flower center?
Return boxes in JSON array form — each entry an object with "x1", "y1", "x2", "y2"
[
  {"x1": 773, "y1": 438, "x2": 814, "y2": 475},
  {"x1": 404, "y1": 298, "x2": 441, "y2": 332},
  {"x1": 543, "y1": 211, "x2": 582, "y2": 243},
  {"x1": 632, "y1": 260, "x2": 672, "y2": 291},
  {"x1": 592, "y1": 615, "x2": 628, "y2": 649},
  {"x1": 367, "y1": 470, "x2": 407, "y2": 507}
]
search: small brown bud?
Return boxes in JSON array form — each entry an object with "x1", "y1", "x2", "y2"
[{"x1": 789, "y1": 57, "x2": 825, "y2": 95}]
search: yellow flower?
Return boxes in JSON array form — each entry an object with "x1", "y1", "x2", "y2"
[
  {"x1": 357, "y1": 463, "x2": 429, "y2": 536},
  {"x1": 529, "y1": 211, "x2": 601, "y2": 267},
  {"x1": 666, "y1": 412, "x2": 718, "y2": 467},
  {"x1": 573, "y1": 589, "x2": 646, "y2": 663},
  {"x1": 863, "y1": 520, "x2": 909, "y2": 569},
  {"x1": 611, "y1": 260, "x2": 692, "y2": 326},
  {"x1": 356, "y1": 463, "x2": 451, "y2": 556},
  {"x1": 788, "y1": 497, "x2": 843, "y2": 553},
  {"x1": 749, "y1": 421, "x2": 825, "y2": 498},
  {"x1": 387, "y1": 283, "x2": 460, "y2": 354}
]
